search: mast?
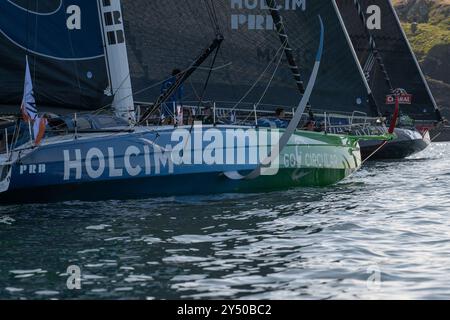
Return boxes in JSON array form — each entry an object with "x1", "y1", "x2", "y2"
[{"x1": 97, "y1": 0, "x2": 135, "y2": 123}]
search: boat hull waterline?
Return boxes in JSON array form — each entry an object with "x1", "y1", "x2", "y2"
[{"x1": 0, "y1": 125, "x2": 361, "y2": 203}]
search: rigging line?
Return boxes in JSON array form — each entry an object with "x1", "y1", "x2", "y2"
[
  {"x1": 226, "y1": 41, "x2": 287, "y2": 114},
  {"x1": 97, "y1": 63, "x2": 197, "y2": 112},
  {"x1": 187, "y1": 79, "x2": 202, "y2": 103},
  {"x1": 196, "y1": 62, "x2": 232, "y2": 72},
  {"x1": 26, "y1": 0, "x2": 28, "y2": 49},
  {"x1": 111, "y1": 72, "x2": 132, "y2": 97},
  {"x1": 195, "y1": 41, "x2": 222, "y2": 113},
  {"x1": 32, "y1": 0, "x2": 38, "y2": 84},
  {"x1": 204, "y1": 0, "x2": 221, "y2": 35},
  {"x1": 204, "y1": 1, "x2": 217, "y2": 33},
  {"x1": 7, "y1": 119, "x2": 20, "y2": 163},
  {"x1": 199, "y1": 62, "x2": 231, "y2": 75},
  {"x1": 25, "y1": 0, "x2": 29, "y2": 77},
  {"x1": 239, "y1": 42, "x2": 287, "y2": 124},
  {"x1": 343, "y1": 133, "x2": 388, "y2": 180},
  {"x1": 431, "y1": 131, "x2": 441, "y2": 142},
  {"x1": 255, "y1": 43, "x2": 286, "y2": 110},
  {"x1": 181, "y1": 43, "x2": 223, "y2": 155},
  {"x1": 131, "y1": 63, "x2": 232, "y2": 102}
]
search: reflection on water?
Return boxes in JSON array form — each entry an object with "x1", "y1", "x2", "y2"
[{"x1": 1, "y1": 143, "x2": 449, "y2": 299}]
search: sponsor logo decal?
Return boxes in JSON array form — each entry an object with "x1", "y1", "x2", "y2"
[
  {"x1": 63, "y1": 125, "x2": 282, "y2": 181},
  {"x1": 230, "y1": 0, "x2": 306, "y2": 31},
  {"x1": 20, "y1": 164, "x2": 46, "y2": 175},
  {"x1": 386, "y1": 88, "x2": 413, "y2": 105}
]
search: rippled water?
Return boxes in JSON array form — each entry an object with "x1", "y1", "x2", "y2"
[{"x1": 1, "y1": 142, "x2": 450, "y2": 300}]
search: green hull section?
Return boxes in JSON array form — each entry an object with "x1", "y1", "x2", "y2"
[{"x1": 224, "y1": 129, "x2": 361, "y2": 191}]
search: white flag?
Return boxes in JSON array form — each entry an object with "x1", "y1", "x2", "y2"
[
  {"x1": 21, "y1": 56, "x2": 46, "y2": 144},
  {"x1": 21, "y1": 56, "x2": 37, "y2": 122}
]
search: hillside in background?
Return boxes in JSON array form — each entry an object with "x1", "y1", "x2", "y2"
[{"x1": 393, "y1": 0, "x2": 449, "y2": 120}]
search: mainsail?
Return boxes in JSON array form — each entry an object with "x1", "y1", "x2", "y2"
[
  {"x1": 122, "y1": 0, "x2": 378, "y2": 117},
  {"x1": 0, "y1": 0, "x2": 134, "y2": 119},
  {"x1": 336, "y1": 0, "x2": 443, "y2": 123},
  {"x1": 0, "y1": 0, "x2": 110, "y2": 113}
]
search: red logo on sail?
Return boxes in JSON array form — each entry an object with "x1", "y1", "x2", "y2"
[{"x1": 386, "y1": 89, "x2": 413, "y2": 105}]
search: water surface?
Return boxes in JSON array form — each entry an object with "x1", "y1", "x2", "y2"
[{"x1": 1, "y1": 143, "x2": 449, "y2": 299}]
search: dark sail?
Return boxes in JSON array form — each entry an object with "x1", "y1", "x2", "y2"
[
  {"x1": 0, "y1": 0, "x2": 111, "y2": 113},
  {"x1": 336, "y1": 0, "x2": 442, "y2": 122},
  {"x1": 123, "y1": 0, "x2": 377, "y2": 116}
]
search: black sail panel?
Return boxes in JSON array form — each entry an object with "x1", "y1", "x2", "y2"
[
  {"x1": 336, "y1": 0, "x2": 442, "y2": 122},
  {"x1": 0, "y1": 0, "x2": 111, "y2": 113},
  {"x1": 123, "y1": 0, "x2": 377, "y2": 116}
]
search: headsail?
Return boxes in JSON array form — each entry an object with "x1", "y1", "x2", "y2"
[
  {"x1": 98, "y1": 0, "x2": 135, "y2": 122},
  {"x1": 122, "y1": 0, "x2": 378, "y2": 116},
  {"x1": 336, "y1": 0, "x2": 443, "y2": 123}
]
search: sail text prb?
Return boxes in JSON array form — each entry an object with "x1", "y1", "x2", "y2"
[{"x1": 231, "y1": 0, "x2": 306, "y2": 31}]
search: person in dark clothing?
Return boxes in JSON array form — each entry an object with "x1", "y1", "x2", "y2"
[
  {"x1": 161, "y1": 69, "x2": 184, "y2": 125},
  {"x1": 303, "y1": 120, "x2": 315, "y2": 131},
  {"x1": 275, "y1": 108, "x2": 286, "y2": 119},
  {"x1": 202, "y1": 106, "x2": 214, "y2": 125}
]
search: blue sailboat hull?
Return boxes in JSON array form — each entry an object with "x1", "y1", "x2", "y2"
[{"x1": 0, "y1": 126, "x2": 361, "y2": 204}]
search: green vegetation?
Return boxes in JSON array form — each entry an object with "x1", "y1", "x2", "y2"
[
  {"x1": 402, "y1": 21, "x2": 450, "y2": 61},
  {"x1": 392, "y1": 0, "x2": 449, "y2": 117},
  {"x1": 393, "y1": 0, "x2": 449, "y2": 60}
]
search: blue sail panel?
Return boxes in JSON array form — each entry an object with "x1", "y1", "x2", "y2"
[{"x1": 0, "y1": 0, "x2": 111, "y2": 112}]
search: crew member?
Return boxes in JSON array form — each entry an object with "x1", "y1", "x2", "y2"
[
  {"x1": 275, "y1": 108, "x2": 286, "y2": 119},
  {"x1": 160, "y1": 69, "x2": 184, "y2": 125}
]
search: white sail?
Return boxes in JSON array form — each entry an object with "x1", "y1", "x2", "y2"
[{"x1": 98, "y1": 0, "x2": 135, "y2": 123}]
